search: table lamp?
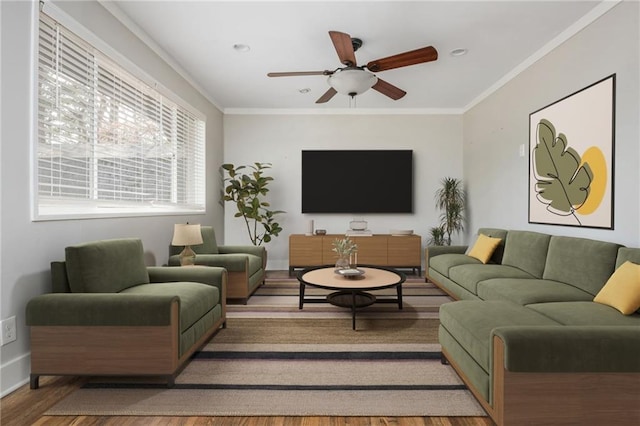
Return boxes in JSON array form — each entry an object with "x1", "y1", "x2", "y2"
[{"x1": 172, "y1": 223, "x2": 203, "y2": 266}]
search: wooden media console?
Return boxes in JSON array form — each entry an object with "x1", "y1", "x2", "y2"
[{"x1": 289, "y1": 234, "x2": 421, "y2": 275}]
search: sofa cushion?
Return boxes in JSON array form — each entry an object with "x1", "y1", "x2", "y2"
[
  {"x1": 501, "y1": 231, "x2": 551, "y2": 278},
  {"x1": 543, "y1": 235, "x2": 622, "y2": 296},
  {"x1": 527, "y1": 301, "x2": 640, "y2": 326},
  {"x1": 468, "y1": 234, "x2": 502, "y2": 264},
  {"x1": 65, "y1": 239, "x2": 150, "y2": 293},
  {"x1": 169, "y1": 253, "x2": 262, "y2": 275},
  {"x1": 194, "y1": 226, "x2": 220, "y2": 254},
  {"x1": 429, "y1": 254, "x2": 481, "y2": 278},
  {"x1": 615, "y1": 247, "x2": 640, "y2": 269},
  {"x1": 477, "y1": 278, "x2": 594, "y2": 305},
  {"x1": 594, "y1": 261, "x2": 640, "y2": 314},
  {"x1": 449, "y1": 264, "x2": 534, "y2": 295},
  {"x1": 121, "y1": 282, "x2": 219, "y2": 332},
  {"x1": 439, "y1": 300, "x2": 560, "y2": 373}
]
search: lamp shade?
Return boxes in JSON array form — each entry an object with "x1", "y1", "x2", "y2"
[
  {"x1": 172, "y1": 224, "x2": 203, "y2": 246},
  {"x1": 328, "y1": 69, "x2": 378, "y2": 96}
]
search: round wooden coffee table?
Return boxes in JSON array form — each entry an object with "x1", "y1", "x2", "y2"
[{"x1": 297, "y1": 265, "x2": 406, "y2": 330}]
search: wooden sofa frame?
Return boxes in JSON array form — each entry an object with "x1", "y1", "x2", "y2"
[
  {"x1": 30, "y1": 288, "x2": 227, "y2": 389},
  {"x1": 442, "y1": 333, "x2": 640, "y2": 425}
]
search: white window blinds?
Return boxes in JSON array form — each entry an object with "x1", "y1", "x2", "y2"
[{"x1": 36, "y1": 12, "x2": 205, "y2": 219}]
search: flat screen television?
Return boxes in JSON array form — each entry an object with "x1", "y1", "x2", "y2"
[{"x1": 301, "y1": 150, "x2": 413, "y2": 213}]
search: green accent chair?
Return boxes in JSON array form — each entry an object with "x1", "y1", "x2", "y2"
[
  {"x1": 168, "y1": 226, "x2": 266, "y2": 304},
  {"x1": 26, "y1": 238, "x2": 227, "y2": 389}
]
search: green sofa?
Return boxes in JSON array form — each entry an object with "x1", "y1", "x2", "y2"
[
  {"x1": 26, "y1": 238, "x2": 227, "y2": 389},
  {"x1": 426, "y1": 228, "x2": 640, "y2": 425},
  {"x1": 168, "y1": 226, "x2": 266, "y2": 304}
]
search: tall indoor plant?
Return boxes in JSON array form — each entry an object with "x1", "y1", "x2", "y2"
[
  {"x1": 222, "y1": 162, "x2": 284, "y2": 246},
  {"x1": 430, "y1": 177, "x2": 465, "y2": 246}
]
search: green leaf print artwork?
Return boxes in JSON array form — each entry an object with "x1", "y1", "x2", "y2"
[{"x1": 532, "y1": 119, "x2": 593, "y2": 225}]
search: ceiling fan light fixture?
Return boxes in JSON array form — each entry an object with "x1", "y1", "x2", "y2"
[{"x1": 328, "y1": 69, "x2": 378, "y2": 97}]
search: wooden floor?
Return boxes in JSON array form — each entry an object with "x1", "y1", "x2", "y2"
[
  {"x1": 1, "y1": 270, "x2": 493, "y2": 426},
  {"x1": 0, "y1": 374, "x2": 493, "y2": 426}
]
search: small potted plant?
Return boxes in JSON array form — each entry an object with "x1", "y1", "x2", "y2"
[{"x1": 332, "y1": 237, "x2": 358, "y2": 270}]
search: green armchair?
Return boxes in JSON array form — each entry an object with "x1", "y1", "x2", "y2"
[
  {"x1": 26, "y1": 238, "x2": 227, "y2": 388},
  {"x1": 169, "y1": 226, "x2": 266, "y2": 304}
]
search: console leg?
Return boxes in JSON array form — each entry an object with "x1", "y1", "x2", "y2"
[{"x1": 30, "y1": 374, "x2": 40, "y2": 389}]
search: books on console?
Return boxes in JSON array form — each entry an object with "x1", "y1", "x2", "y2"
[{"x1": 345, "y1": 229, "x2": 373, "y2": 236}]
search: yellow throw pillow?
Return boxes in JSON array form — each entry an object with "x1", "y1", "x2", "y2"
[
  {"x1": 467, "y1": 234, "x2": 502, "y2": 264},
  {"x1": 594, "y1": 261, "x2": 640, "y2": 315}
]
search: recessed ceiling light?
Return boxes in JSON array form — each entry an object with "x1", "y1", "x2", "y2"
[
  {"x1": 233, "y1": 44, "x2": 250, "y2": 53},
  {"x1": 450, "y1": 48, "x2": 468, "y2": 57},
  {"x1": 299, "y1": 88, "x2": 311, "y2": 94}
]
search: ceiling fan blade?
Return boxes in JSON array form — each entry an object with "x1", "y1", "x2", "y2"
[
  {"x1": 372, "y1": 78, "x2": 406, "y2": 100},
  {"x1": 366, "y1": 46, "x2": 438, "y2": 72},
  {"x1": 268, "y1": 71, "x2": 332, "y2": 77},
  {"x1": 315, "y1": 87, "x2": 338, "y2": 104},
  {"x1": 329, "y1": 31, "x2": 357, "y2": 67}
]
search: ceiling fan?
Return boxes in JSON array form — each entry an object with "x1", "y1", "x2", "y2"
[{"x1": 267, "y1": 31, "x2": 438, "y2": 104}]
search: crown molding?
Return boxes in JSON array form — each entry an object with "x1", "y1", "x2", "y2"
[
  {"x1": 223, "y1": 107, "x2": 464, "y2": 115},
  {"x1": 98, "y1": 0, "x2": 224, "y2": 113},
  {"x1": 463, "y1": 0, "x2": 622, "y2": 112}
]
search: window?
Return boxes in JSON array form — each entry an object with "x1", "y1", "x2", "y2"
[{"x1": 36, "y1": 12, "x2": 205, "y2": 220}]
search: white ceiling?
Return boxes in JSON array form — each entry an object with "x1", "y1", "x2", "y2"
[{"x1": 107, "y1": 1, "x2": 607, "y2": 112}]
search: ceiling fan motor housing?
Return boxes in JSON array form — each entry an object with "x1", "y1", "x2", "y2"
[{"x1": 351, "y1": 37, "x2": 363, "y2": 52}]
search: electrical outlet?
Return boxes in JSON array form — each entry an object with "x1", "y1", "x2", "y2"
[{"x1": 1, "y1": 316, "x2": 17, "y2": 346}]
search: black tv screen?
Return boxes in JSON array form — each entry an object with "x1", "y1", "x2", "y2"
[{"x1": 301, "y1": 150, "x2": 413, "y2": 213}]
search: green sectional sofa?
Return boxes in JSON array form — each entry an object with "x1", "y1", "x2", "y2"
[
  {"x1": 426, "y1": 228, "x2": 640, "y2": 425},
  {"x1": 26, "y1": 238, "x2": 227, "y2": 389}
]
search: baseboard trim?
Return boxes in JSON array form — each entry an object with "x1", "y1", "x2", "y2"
[{"x1": 1, "y1": 352, "x2": 31, "y2": 397}]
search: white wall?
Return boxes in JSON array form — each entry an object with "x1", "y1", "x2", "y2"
[
  {"x1": 463, "y1": 1, "x2": 639, "y2": 247},
  {"x1": 0, "y1": 0, "x2": 224, "y2": 396},
  {"x1": 223, "y1": 113, "x2": 463, "y2": 269}
]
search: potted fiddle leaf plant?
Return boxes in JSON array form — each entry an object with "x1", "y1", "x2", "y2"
[
  {"x1": 222, "y1": 162, "x2": 285, "y2": 246},
  {"x1": 432, "y1": 177, "x2": 465, "y2": 246}
]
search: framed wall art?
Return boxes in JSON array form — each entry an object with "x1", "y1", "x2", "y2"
[{"x1": 528, "y1": 74, "x2": 615, "y2": 229}]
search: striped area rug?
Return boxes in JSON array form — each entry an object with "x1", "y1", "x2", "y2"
[
  {"x1": 45, "y1": 277, "x2": 486, "y2": 417},
  {"x1": 46, "y1": 342, "x2": 484, "y2": 417}
]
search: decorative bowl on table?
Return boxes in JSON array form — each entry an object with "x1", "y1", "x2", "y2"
[{"x1": 335, "y1": 268, "x2": 365, "y2": 279}]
